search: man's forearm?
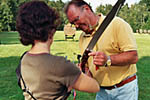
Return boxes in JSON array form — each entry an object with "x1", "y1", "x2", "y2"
[{"x1": 110, "y1": 50, "x2": 138, "y2": 66}]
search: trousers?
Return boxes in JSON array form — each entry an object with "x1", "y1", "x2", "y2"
[{"x1": 96, "y1": 78, "x2": 138, "y2": 100}]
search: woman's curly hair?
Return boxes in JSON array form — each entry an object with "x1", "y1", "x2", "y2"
[{"x1": 16, "y1": 0, "x2": 60, "y2": 45}]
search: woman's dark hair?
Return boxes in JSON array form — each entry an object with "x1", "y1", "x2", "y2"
[
  {"x1": 64, "y1": 0, "x2": 93, "y2": 14},
  {"x1": 16, "y1": 0, "x2": 60, "y2": 46}
]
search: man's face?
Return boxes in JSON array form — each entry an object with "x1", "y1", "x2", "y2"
[{"x1": 67, "y1": 5, "x2": 92, "y2": 34}]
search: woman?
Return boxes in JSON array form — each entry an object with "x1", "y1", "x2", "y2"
[{"x1": 16, "y1": 1, "x2": 99, "y2": 100}]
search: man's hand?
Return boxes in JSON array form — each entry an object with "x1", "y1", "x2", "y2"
[
  {"x1": 88, "y1": 50, "x2": 138, "y2": 66},
  {"x1": 88, "y1": 51, "x2": 108, "y2": 66}
]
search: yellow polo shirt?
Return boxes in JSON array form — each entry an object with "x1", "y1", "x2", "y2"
[{"x1": 79, "y1": 14, "x2": 137, "y2": 86}]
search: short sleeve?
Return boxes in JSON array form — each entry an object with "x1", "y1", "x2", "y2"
[
  {"x1": 115, "y1": 18, "x2": 137, "y2": 52},
  {"x1": 54, "y1": 56, "x2": 81, "y2": 87}
]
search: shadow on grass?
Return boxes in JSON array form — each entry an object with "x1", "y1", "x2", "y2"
[
  {"x1": 136, "y1": 56, "x2": 150, "y2": 100},
  {"x1": 0, "y1": 39, "x2": 79, "y2": 45},
  {"x1": 54, "y1": 39, "x2": 79, "y2": 42},
  {"x1": 0, "y1": 38, "x2": 20, "y2": 45},
  {"x1": 0, "y1": 31, "x2": 20, "y2": 45},
  {"x1": 54, "y1": 39, "x2": 66, "y2": 42},
  {"x1": 0, "y1": 42, "x2": 20, "y2": 45},
  {"x1": 0, "y1": 56, "x2": 24, "y2": 100},
  {"x1": 54, "y1": 52, "x2": 66, "y2": 56},
  {"x1": 137, "y1": 56, "x2": 150, "y2": 71}
]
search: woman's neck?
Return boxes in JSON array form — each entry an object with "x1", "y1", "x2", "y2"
[{"x1": 29, "y1": 42, "x2": 51, "y2": 54}]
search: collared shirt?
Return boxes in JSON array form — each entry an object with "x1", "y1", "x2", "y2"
[{"x1": 79, "y1": 14, "x2": 137, "y2": 86}]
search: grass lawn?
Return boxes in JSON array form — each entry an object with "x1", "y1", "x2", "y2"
[{"x1": 0, "y1": 31, "x2": 150, "y2": 100}]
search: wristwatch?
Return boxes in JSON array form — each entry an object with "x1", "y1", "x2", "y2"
[{"x1": 105, "y1": 56, "x2": 111, "y2": 67}]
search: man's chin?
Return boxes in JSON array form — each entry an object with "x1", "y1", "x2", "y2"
[
  {"x1": 80, "y1": 27, "x2": 92, "y2": 34},
  {"x1": 85, "y1": 32, "x2": 91, "y2": 34}
]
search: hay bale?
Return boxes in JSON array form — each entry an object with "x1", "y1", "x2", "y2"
[
  {"x1": 136, "y1": 30, "x2": 139, "y2": 33},
  {"x1": 139, "y1": 29, "x2": 143, "y2": 34},
  {"x1": 148, "y1": 30, "x2": 150, "y2": 34},
  {"x1": 64, "y1": 23, "x2": 76, "y2": 40},
  {"x1": 143, "y1": 29, "x2": 147, "y2": 34},
  {"x1": 64, "y1": 23, "x2": 76, "y2": 36}
]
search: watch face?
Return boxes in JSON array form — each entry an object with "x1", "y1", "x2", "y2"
[
  {"x1": 107, "y1": 59, "x2": 111, "y2": 66},
  {"x1": 107, "y1": 56, "x2": 111, "y2": 66}
]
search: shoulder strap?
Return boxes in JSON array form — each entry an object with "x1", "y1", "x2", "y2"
[
  {"x1": 16, "y1": 51, "x2": 27, "y2": 88},
  {"x1": 16, "y1": 51, "x2": 37, "y2": 100},
  {"x1": 16, "y1": 52, "x2": 71, "y2": 100}
]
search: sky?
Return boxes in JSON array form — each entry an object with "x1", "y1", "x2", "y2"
[{"x1": 61, "y1": 0, "x2": 140, "y2": 11}]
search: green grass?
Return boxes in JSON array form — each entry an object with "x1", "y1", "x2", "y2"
[
  {"x1": 0, "y1": 32, "x2": 150, "y2": 100},
  {"x1": 135, "y1": 34, "x2": 150, "y2": 100},
  {"x1": 0, "y1": 31, "x2": 20, "y2": 44}
]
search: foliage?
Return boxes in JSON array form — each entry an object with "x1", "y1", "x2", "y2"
[
  {"x1": 0, "y1": 0, "x2": 13, "y2": 31},
  {"x1": 48, "y1": 0, "x2": 67, "y2": 30},
  {"x1": 0, "y1": 0, "x2": 150, "y2": 32},
  {"x1": 0, "y1": 0, "x2": 67, "y2": 32},
  {"x1": 96, "y1": 4, "x2": 112, "y2": 15},
  {"x1": 7, "y1": 0, "x2": 20, "y2": 31},
  {"x1": 96, "y1": 2, "x2": 150, "y2": 32},
  {"x1": 139, "y1": 0, "x2": 150, "y2": 10}
]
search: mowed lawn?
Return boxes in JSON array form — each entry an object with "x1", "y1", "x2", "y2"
[{"x1": 0, "y1": 31, "x2": 150, "y2": 100}]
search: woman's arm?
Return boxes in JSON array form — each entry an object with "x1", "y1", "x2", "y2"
[{"x1": 71, "y1": 73, "x2": 100, "y2": 93}]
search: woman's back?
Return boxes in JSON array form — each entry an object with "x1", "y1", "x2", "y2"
[{"x1": 21, "y1": 53, "x2": 81, "y2": 100}]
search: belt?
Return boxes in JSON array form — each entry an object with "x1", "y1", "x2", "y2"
[{"x1": 100, "y1": 74, "x2": 136, "y2": 90}]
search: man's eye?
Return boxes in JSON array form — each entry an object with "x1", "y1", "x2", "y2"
[{"x1": 71, "y1": 16, "x2": 80, "y2": 25}]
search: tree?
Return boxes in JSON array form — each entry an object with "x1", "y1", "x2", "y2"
[
  {"x1": 95, "y1": 2, "x2": 150, "y2": 32},
  {"x1": 0, "y1": 1, "x2": 13, "y2": 31},
  {"x1": 0, "y1": 0, "x2": 67, "y2": 31},
  {"x1": 96, "y1": 4, "x2": 105, "y2": 15},
  {"x1": 118, "y1": 4, "x2": 139, "y2": 32},
  {"x1": 139, "y1": 0, "x2": 150, "y2": 29},
  {"x1": 6, "y1": 0, "x2": 19, "y2": 31},
  {"x1": 96, "y1": 4, "x2": 112, "y2": 15},
  {"x1": 139, "y1": 0, "x2": 150, "y2": 10},
  {"x1": 48, "y1": 0, "x2": 66, "y2": 30}
]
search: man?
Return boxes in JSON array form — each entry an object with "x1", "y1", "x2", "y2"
[{"x1": 64, "y1": 0, "x2": 139, "y2": 100}]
